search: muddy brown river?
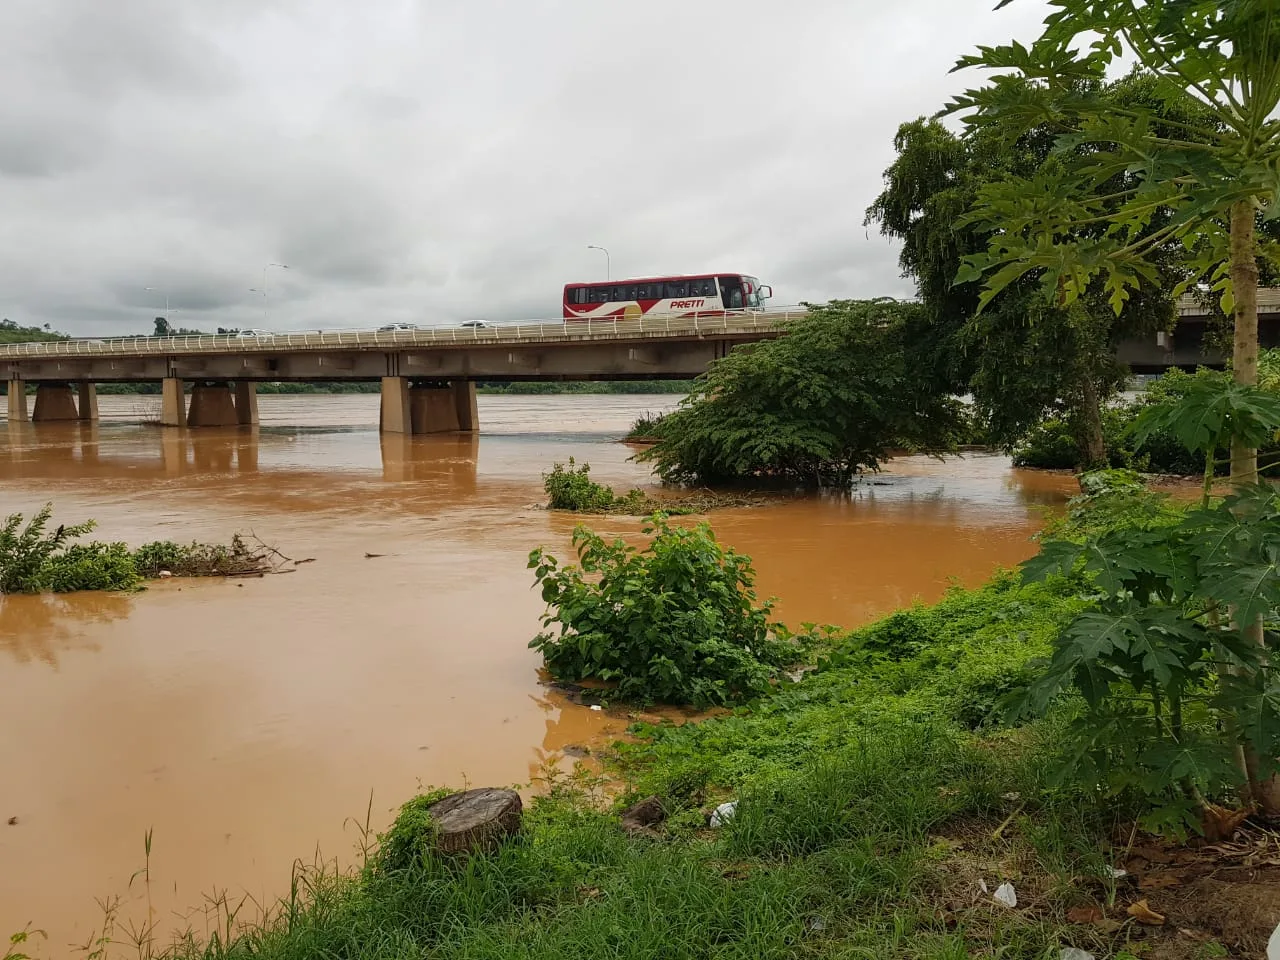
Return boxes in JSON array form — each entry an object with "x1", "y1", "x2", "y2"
[{"x1": 0, "y1": 394, "x2": 1076, "y2": 952}]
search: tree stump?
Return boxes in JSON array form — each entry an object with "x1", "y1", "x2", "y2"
[
  {"x1": 620, "y1": 795, "x2": 666, "y2": 837},
  {"x1": 426, "y1": 787, "x2": 523, "y2": 856}
]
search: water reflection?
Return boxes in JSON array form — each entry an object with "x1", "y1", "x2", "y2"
[
  {"x1": 0, "y1": 592, "x2": 132, "y2": 666},
  {"x1": 380, "y1": 433, "x2": 480, "y2": 491}
]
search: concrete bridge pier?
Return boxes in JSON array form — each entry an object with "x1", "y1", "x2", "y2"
[
  {"x1": 6, "y1": 379, "x2": 29, "y2": 422},
  {"x1": 161, "y1": 378, "x2": 258, "y2": 428},
  {"x1": 78, "y1": 383, "x2": 99, "y2": 421},
  {"x1": 380, "y1": 377, "x2": 478, "y2": 434},
  {"x1": 161, "y1": 377, "x2": 187, "y2": 427},
  {"x1": 187, "y1": 382, "x2": 239, "y2": 427},
  {"x1": 30, "y1": 381, "x2": 92, "y2": 421}
]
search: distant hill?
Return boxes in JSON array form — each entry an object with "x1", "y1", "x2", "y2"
[{"x1": 0, "y1": 319, "x2": 67, "y2": 344}]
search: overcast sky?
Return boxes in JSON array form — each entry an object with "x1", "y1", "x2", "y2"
[{"x1": 0, "y1": 0, "x2": 1051, "y2": 334}]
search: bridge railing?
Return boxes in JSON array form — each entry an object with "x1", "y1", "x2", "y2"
[{"x1": 0, "y1": 308, "x2": 808, "y2": 360}]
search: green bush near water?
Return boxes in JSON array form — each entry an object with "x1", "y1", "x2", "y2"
[
  {"x1": 529, "y1": 514, "x2": 798, "y2": 707},
  {"x1": 1012, "y1": 358, "x2": 1280, "y2": 473},
  {"x1": 0, "y1": 504, "x2": 270, "y2": 594},
  {"x1": 542, "y1": 458, "x2": 628, "y2": 512}
]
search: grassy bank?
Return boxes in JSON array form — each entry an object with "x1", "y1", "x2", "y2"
[{"x1": 64, "y1": 569, "x2": 1254, "y2": 958}]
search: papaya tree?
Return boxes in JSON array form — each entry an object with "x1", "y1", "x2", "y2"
[
  {"x1": 867, "y1": 74, "x2": 1195, "y2": 467},
  {"x1": 945, "y1": 0, "x2": 1280, "y2": 488},
  {"x1": 950, "y1": 0, "x2": 1280, "y2": 816}
]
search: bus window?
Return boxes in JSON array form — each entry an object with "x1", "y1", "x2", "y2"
[
  {"x1": 664, "y1": 280, "x2": 689, "y2": 298},
  {"x1": 719, "y1": 276, "x2": 744, "y2": 308}
]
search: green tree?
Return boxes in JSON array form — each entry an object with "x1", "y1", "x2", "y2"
[
  {"x1": 636, "y1": 300, "x2": 964, "y2": 487},
  {"x1": 948, "y1": 0, "x2": 1280, "y2": 814},
  {"x1": 945, "y1": 0, "x2": 1280, "y2": 489},
  {"x1": 867, "y1": 74, "x2": 1204, "y2": 467}
]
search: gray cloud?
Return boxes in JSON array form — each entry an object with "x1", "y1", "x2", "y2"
[{"x1": 0, "y1": 0, "x2": 1051, "y2": 335}]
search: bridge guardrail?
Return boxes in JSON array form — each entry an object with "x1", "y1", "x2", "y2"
[{"x1": 0, "y1": 309, "x2": 807, "y2": 360}]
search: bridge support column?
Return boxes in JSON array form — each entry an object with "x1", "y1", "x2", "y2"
[
  {"x1": 410, "y1": 384, "x2": 461, "y2": 433},
  {"x1": 32, "y1": 383, "x2": 80, "y2": 421},
  {"x1": 77, "y1": 383, "x2": 99, "y2": 422},
  {"x1": 380, "y1": 376, "x2": 411, "y2": 434},
  {"x1": 6, "y1": 380, "x2": 29, "y2": 422},
  {"x1": 187, "y1": 382, "x2": 238, "y2": 427},
  {"x1": 453, "y1": 381, "x2": 478, "y2": 432},
  {"x1": 161, "y1": 378, "x2": 187, "y2": 427},
  {"x1": 234, "y1": 381, "x2": 258, "y2": 426}
]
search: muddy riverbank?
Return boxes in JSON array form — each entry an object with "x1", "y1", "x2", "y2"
[{"x1": 0, "y1": 394, "x2": 1076, "y2": 951}]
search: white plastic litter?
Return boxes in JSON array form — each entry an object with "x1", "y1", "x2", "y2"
[
  {"x1": 709, "y1": 801, "x2": 738, "y2": 827},
  {"x1": 589, "y1": 704, "x2": 603, "y2": 712},
  {"x1": 993, "y1": 882, "x2": 1018, "y2": 908},
  {"x1": 1267, "y1": 918, "x2": 1280, "y2": 960},
  {"x1": 1109, "y1": 866, "x2": 1127, "y2": 878},
  {"x1": 1060, "y1": 949, "x2": 1095, "y2": 960},
  {"x1": 978, "y1": 879, "x2": 990, "y2": 895}
]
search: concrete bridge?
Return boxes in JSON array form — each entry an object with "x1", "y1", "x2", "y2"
[
  {"x1": 1, "y1": 311, "x2": 798, "y2": 433},
  {"x1": 1117, "y1": 287, "x2": 1280, "y2": 372},
  {"x1": 3, "y1": 292, "x2": 1275, "y2": 433}
]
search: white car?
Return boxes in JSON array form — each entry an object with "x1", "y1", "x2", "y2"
[
  {"x1": 459, "y1": 320, "x2": 489, "y2": 328},
  {"x1": 235, "y1": 329, "x2": 273, "y2": 338},
  {"x1": 379, "y1": 323, "x2": 419, "y2": 332}
]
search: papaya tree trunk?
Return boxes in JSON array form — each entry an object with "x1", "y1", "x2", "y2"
[
  {"x1": 1230, "y1": 199, "x2": 1260, "y2": 485},
  {"x1": 1227, "y1": 200, "x2": 1280, "y2": 814}
]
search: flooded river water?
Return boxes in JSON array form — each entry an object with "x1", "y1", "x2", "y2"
[{"x1": 0, "y1": 394, "x2": 1077, "y2": 952}]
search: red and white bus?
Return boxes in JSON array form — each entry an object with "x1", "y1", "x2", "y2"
[{"x1": 563, "y1": 273, "x2": 773, "y2": 321}]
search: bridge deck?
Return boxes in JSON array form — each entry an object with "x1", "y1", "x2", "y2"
[{"x1": 0, "y1": 310, "x2": 801, "y2": 361}]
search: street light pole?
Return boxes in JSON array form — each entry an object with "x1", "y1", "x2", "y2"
[
  {"x1": 144, "y1": 286, "x2": 169, "y2": 318},
  {"x1": 260, "y1": 263, "x2": 289, "y2": 323},
  {"x1": 586, "y1": 245, "x2": 610, "y2": 281}
]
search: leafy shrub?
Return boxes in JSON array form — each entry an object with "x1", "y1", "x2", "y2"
[
  {"x1": 1017, "y1": 380, "x2": 1280, "y2": 835},
  {"x1": 133, "y1": 535, "x2": 261, "y2": 577},
  {"x1": 40, "y1": 542, "x2": 141, "y2": 592},
  {"x1": 374, "y1": 788, "x2": 455, "y2": 873},
  {"x1": 543, "y1": 459, "x2": 621, "y2": 512},
  {"x1": 0, "y1": 505, "x2": 97, "y2": 593},
  {"x1": 1011, "y1": 406, "x2": 1133, "y2": 469},
  {"x1": 528, "y1": 514, "x2": 795, "y2": 706},
  {"x1": 1, "y1": 504, "x2": 269, "y2": 594},
  {"x1": 1042, "y1": 468, "x2": 1182, "y2": 541},
  {"x1": 637, "y1": 300, "x2": 964, "y2": 487},
  {"x1": 1013, "y1": 359, "x2": 1280, "y2": 474},
  {"x1": 623, "y1": 412, "x2": 667, "y2": 441}
]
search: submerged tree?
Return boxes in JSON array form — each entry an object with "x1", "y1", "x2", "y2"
[{"x1": 637, "y1": 300, "x2": 964, "y2": 487}]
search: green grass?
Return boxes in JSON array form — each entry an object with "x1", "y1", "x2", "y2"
[{"x1": 87, "y1": 571, "x2": 1184, "y2": 960}]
